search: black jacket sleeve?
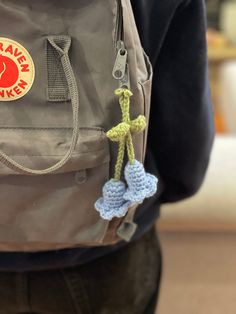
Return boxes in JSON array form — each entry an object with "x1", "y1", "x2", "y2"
[{"x1": 132, "y1": 0, "x2": 215, "y2": 203}]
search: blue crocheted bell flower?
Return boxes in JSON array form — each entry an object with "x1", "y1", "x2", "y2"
[
  {"x1": 123, "y1": 160, "x2": 158, "y2": 204},
  {"x1": 95, "y1": 179, "x2": 131, "y2": 221}
]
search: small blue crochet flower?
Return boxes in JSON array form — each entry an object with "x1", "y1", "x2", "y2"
[
  {"x1": 95, "y1": 179, "x2": 131, "y2": 221},
  {"x1": 123, "y1": 160, "x2": 158, "y2": 204}
]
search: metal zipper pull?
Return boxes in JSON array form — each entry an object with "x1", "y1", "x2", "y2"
[
  {"x1": 119, "y1": 63, "x2": 130, "y2": 90},
  {"x1": 112, "y1": 41, "x2": 128, "y2": 80}
]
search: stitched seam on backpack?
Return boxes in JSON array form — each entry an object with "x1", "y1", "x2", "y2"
[{"x1": 2, "y1": 148, "x2": 108, "y2": 157}]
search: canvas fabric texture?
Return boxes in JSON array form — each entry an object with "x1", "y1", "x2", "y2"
[{"x1": 0, "y1": 0, "x2": 153, "y2": 252}]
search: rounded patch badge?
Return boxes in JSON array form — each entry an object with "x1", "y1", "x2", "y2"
[{"x1": 0, "y1": 38, "x2": 35, "y2": 101}]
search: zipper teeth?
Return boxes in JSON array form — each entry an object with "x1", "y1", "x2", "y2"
[{"x1": 115, "y1": 0, "x2": 123, "y2": 47}]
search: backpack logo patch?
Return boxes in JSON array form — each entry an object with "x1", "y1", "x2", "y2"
[{"x1": 0, "y1": 38, "x2": 35, "y2": 101}]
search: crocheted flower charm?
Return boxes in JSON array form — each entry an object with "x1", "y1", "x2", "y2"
[
  {"x1": 123, "y1": 159, "x2": 158, "y2": 204},
  {"x1": 95, "y1": 88, "x2": 158, "y2": 221},
  {"x1": 95, "y1": 179, "x2": 131, "y2": 221}
]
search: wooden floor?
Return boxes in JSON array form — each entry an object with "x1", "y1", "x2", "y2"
[{"x1": 157, "y1": 231, "x2": 236, "y2": 314}]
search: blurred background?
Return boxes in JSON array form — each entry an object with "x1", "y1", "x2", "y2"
[{"x1": 157, "y1": 1, "x2": 236, "y2": 313}]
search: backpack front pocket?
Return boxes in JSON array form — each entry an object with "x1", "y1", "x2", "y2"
[{"x1": 0, "y1": 127, "x2": 110, "y2": 252}]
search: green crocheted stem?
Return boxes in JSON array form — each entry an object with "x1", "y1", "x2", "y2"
[
  {"x1": 121, "y1": 89, "x2": 136, "y2": 164},
  {"x1": 120, "y1": 96, "x2": 130, "y2": 123},
  {"x1": 126, "y1": 132, "x2": 135, "y2": 164},
  {"x1": 111, "y1": 87, "x2": 144, "y2": 178},
  {"x1": 114, "y1": 138, "x2": 126, "y2": 180},
  {"x1": 115, "y1": 88, "x2": 136, "y2": 166}
]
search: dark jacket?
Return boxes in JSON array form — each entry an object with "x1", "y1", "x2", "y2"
[
  {"x1": 0, "y1": 0, "x2": 214, "y2": 270},
  {"x1": 133, "y1": 0, "x2": 214, "y2": 203}
]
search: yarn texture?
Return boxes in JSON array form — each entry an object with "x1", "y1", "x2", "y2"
[
  {"x1": 95, "y1": 88, "x2": 158, "y2": 221},
  {"x1": 123, "y1": 159, "x2": 158, "y2": 203},
  {"x1": 95, "y1": 179, "x2": 131, "y2": 221}
]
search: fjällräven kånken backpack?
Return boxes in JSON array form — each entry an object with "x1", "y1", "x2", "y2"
[{"x1": 0, "y1": 0, "x2": 157, "y2": 251}]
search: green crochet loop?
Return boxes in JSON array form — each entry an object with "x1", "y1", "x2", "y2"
[
  {"x1": 130, "y1": 115, "x2": 147, "y2": 133},
  {"x1": 107, "y1": 122, "x2": 130, "y2": 142},
  {"x1": 107, "y1": 88, "x2": 147, "y2": 181}
]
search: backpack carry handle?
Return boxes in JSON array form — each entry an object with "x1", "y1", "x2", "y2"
[{"x1": 0, "y1": 36, "x2": 80, "y2": 175}]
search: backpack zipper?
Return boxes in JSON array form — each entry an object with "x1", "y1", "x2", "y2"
[
  {"x1": 114, "y1": 0, "x2": 123, "y2": 47},
  {"x1": 112, "y1": 0, "x2": 130, "y2": 89}
]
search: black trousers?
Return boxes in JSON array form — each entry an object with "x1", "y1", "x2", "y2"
[{"x1": 0, "y1": 226, "x2": 162, "y2": 314}]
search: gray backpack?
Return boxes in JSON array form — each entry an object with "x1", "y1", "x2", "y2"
[{"x1": 0, "y1": 0, "x2": 157, "y2": 252}]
